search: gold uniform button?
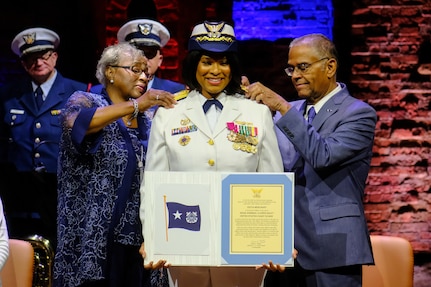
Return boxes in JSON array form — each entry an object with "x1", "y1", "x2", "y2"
[
  {"x1": 208, "y1": 139, "x2": 214, "y2": 145},
  {"x1": 11, "y1": 115, "x2": 16, "y2": 120},
  {"x1": 34, "y1": 153, "x2": 41, "y2": 158},
  {"x1": 208, "y1": 159, "x2": 215, "y2": 166},
  {"x1": 35, "y1": 122, "x2": 42, "y2": 129},
  {"x1": 35, "y1": 138, "x2": 40, "y2": 144}
]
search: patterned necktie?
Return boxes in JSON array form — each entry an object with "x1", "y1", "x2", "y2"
[
  {"x1": 35, "y1": 86, "x2": 44, "y2": 109},
  {"x1": 307, "y1": 106, "x2": 316, "y2": 124},
  {"x1": 203, "y1": 99, "x2": 223, "y2": 113}
]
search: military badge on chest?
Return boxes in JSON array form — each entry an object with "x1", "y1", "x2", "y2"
[
  {"x1": 226, "y1": 121, "x2": 259, "y2": 154},
  {"x1": 172, "y1": 118, "x2": 197, "y2": 146}
]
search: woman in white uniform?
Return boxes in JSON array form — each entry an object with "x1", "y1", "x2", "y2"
[{"x1": 142, "y1": 20, "x2": 283, "y2": 287}]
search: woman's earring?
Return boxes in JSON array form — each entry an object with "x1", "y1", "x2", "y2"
[{"x1": 110, "y1": 79, "x2": 114, "y2": 84}]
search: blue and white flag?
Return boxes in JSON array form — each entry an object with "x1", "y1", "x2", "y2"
[{"x1": 166, "y1": 202, "x2": 201, "y2": 231}]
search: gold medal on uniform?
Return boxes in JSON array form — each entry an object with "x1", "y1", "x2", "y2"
[
  {"x1": 227, "y1": 121, "x2": 259, "y2": 153},
  {"x1": 179, "y1": 135, "x2": 191, "y2": 146}
]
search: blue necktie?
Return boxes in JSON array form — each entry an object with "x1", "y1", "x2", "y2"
[
  {"x1": 307, "y1": 106, "x2": 316, "y2": 124},
  {"x1": 203, "y1": 99, "x2": 223, "y2": 113},
  {"x1": 35, "y1": 86, "x2": 43, "y2": 109}
]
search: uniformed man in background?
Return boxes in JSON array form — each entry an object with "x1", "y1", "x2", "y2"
[{"x1": 0, "y1": 27, "x2": 87, "y2": 249}]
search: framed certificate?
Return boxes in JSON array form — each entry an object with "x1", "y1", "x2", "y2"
[{"x1": 142, "y1": 172, "x2": 294, "y2": 267}]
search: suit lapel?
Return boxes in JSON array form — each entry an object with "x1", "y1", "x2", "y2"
[
  {"x1": 289, "y1": 90, "x2": 347, "y2": 170},
  {"x1": 38, "y1": 78, "x2": 65, "y2": 114},
  {"x1": 313, "y1": 92, "x2": 345, "y2": 130},
  {"x1": 19, "y1": 89, "x2": 39, "y2": 116},
  {"x1": 285, "y1": 101, "x2": 307, "y2": 170},
  {"x1": 20, "y1": 73, "x2": 67, "y2": 115}
]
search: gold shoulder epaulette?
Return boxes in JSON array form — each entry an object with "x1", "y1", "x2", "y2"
[{"x1": 174, "y1": 89, "x2": 189, "y2": 101}]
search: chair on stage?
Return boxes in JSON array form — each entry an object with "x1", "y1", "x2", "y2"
[
  {"x1": 0, "y1": 239, "x2": 34, "y2": 287},
  {"x1": 363, "y1": 235, "x2": 414, "y2": 287}
]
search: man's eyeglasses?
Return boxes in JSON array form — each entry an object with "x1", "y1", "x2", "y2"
[
  {"x1": 284, "y1": 57, "x2": 329, "y2": 77},
  {"x1": 22, "y1": 50, "x2": 54, "y2": 66},
  {"x1": 110, "y1": 64, "x2": 149, "y2": 77}
]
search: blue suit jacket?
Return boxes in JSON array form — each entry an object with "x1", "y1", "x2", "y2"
[
  {"x1": 0, "y1": 73, "x2": 87, "y2": 173},
  {"x1": 275, "y1": 83, "x2": 376, "y2": 270}
]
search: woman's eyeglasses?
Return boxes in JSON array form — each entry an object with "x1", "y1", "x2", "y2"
[{"x1": 110, "y1": 64, "x2": 149, "y2": 77}]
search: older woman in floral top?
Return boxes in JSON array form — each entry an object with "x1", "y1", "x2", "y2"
[{"x1": 54, "y1": 42, "x2": 175, "y2": 287}]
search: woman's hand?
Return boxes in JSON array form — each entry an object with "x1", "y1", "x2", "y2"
[
  {"x1": 140, "y1": 242, "x2": 171, "y2": 269},
  {"x1": 144, "y1": 259, "x2": 170, "y2": 270},
  {"x1": 137, "y1": 88, "x2": 177, "y2": 112}
]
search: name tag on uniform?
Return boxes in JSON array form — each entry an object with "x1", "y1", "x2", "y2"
[{"x1": 10, "y1": 109, "x2": 24, "y2": 114}]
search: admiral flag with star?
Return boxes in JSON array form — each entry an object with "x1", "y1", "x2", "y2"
[{"x1": 166, "y1": 202, "x2": 201, "y2": 231}]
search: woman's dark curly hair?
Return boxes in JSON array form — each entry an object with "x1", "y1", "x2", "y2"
[{"x1": 181, "y1": 50, "x2": 244, "y2": 95}]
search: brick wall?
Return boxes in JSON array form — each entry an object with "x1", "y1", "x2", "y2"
[
  {"x1": 347, "y1": 1, "x2": 431, "y2": 285},
  {"x1": 350, "y1": 1, "x2": 431, "y2": 250}
]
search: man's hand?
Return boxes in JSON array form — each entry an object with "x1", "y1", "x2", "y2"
[
  {"x1": 245, "y1": 82, "x2": 291, "y2": 115},
  {"x1": 256, "y1": 260, "x2": 287, "y2": 272},
  {"x1": 256, "y1": 249, "x2": 298, "y2": 272}
]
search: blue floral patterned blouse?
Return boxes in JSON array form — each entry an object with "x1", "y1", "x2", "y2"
[{"x1": 53, "y1": 91, "x2": 149, "y2": 287}]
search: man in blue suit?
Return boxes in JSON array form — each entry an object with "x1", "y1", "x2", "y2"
[
  {"x1": 247, "y1": 33, "x2": 376, "y2": 287},
  {"x1": 0, "y1": 27, "x2": 87, "y2": 249}
]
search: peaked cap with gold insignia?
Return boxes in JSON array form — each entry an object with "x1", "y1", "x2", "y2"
[
  {"x1": 11, "y1": 27, "x2": 60, "y2": 57},
  {"x1": 188, "y1": 21, "x2": 237, "y2": 53},
  {"x1": 117, "y1": 19, "x2": 170, "y2": 48}
]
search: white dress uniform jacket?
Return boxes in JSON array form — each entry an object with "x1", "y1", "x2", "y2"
[{"x1": 145, "y1": 90, "x2": 283, "y2": 172}]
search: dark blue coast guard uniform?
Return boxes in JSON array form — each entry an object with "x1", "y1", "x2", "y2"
[
  {"x1": 0, "y1": 73, "x2": 86, "y2": 248},
  {"x1": 0, "y1": 73, "x2": 86, "y2": 173},
  {"x1": 0, "y1": 27, "x2": 88, "y2": 248},
  {"x1": 150, "y1": 76, "x2": 185, "y2": 93}
]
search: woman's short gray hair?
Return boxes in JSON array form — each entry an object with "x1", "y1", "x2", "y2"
[{"x1": 95, "y1": 42, "x2": 144, "y2": 86}]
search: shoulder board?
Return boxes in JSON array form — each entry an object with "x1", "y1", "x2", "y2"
[{"x1": 174, "y1": 89, "x2": 189, "y2": 101}]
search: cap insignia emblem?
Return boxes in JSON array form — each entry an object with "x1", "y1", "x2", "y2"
[
  {"x1": 22, "y1": 32, "x2": 36, "y2": 45},
  {"x1": 138, "y1": 24, "x2": 152, "y2": 36},
  {"x1": 203, "y1": 22, "x2": 225, "y2": 38}
]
